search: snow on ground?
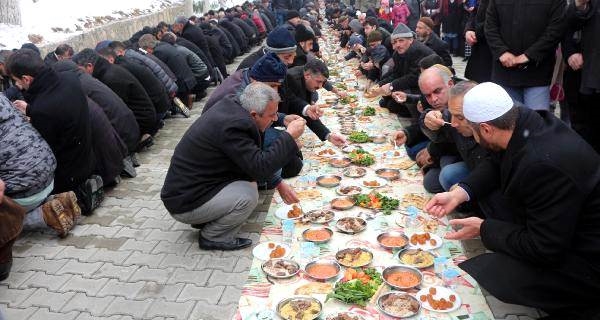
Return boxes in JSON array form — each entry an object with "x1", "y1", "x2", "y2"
[{"x1": 0, "y1": 0, "x2": 183, "y2": 50}]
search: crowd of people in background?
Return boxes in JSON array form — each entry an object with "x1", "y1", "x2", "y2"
[{"x1": 1, "y1": 0, "x2": 599, "y2": 318}]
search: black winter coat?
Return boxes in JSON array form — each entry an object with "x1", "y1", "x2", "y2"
[
  {"x1": 484, "y1": 0, "x2": 567, "y2": 87},
  {"x1": 153, "y1": 42, "x2": 197, "y2": 94},
  {"x1": 124, "y1": 49, "x2": 178, "y2": 96},
  {"x1": 176, "y1": 37, "x2": 216, "y2": 81},
  {"x1": 237, "y1": 47, "x2": 268, "y2": 70},
  {"x1": 220, "y1": 26, "x2": 241, "y2": 58},
  {"x1": 115, "y1": 56, "x2": 171, "y2": 114},
  {"x1": 92, "y1": 57, "x2": 157, "y2": 135},
  {"x1": 379, "y1": 40, "x2": 435, "y2": 92},
  {"x1": 25, "y1": 68, "x2": 94, "y2": 193},
  {"x1": 220, "y1": 19, "x2": 249, "y2": 52},
  {"x1": 568, "y1": 0, "x2": 600, "y2": 93},
  {"x1": 161, "y1": 96, "x2": 299, "y2": 214},
  {"x1": 181, "y1": 21, "x2": 215, "y2": 65},
  {"x1": 464, "y1": 0, "x2": 492, "y2": 83},
  {"x1": 424, "y1": 33, "x2": 453, "y2": 66}
]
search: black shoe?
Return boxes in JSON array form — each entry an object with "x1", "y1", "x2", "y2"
[
  {"x1": 131, "y1": 153, "x2": 140, "y2": 167},
  {"x1": 121, "y1": 156, "x2": 137, "y2": 178},
  {"x1": 198, "y1": 235, "x2": 252, "y2": 251},
  {"x1": 0, "y1": 260, "x2": 12, "y2": 282},
  {"x1": 191, "y1": 223, "x2": 206, "y2": 229},
  {"x1": 136, "y1": 136, "x2": 154, "y2": 152}
]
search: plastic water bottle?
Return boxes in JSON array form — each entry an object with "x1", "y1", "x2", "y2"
[{"x1": 282, "y1": 219, "x2": 295, "y2": 245}]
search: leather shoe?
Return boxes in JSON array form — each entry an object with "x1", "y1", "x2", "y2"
[
  {"x1": 0, "y1": 260, "x2": 11, "y2": 281},
  {"x1": 191, "y1": 223, "x2": 206, "y2": 229},
  {"x1": 198, "y1": 236, "x2": 252, "y2": 251}
]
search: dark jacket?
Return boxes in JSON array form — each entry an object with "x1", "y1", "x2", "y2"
[
  {"x1": 220, "y1": 25, "x2": 242, "y2": 58},
  {"x1": 284, "y1": 66, "x2": 331, "y2": 141},
  {"x1": 272, "y1": 0, "x2": 291, "y2": 10},
  {"x1": 379, "y1": 40, "x2": 435, "y2": 92},
  {"x1": 153, "y1": 41, "x2": 197, "y2": 94},
  {"x1": 201, "y1": 23, "x2": 233, "y2": 60},
  {"x1": 237, "y1": 46, "x2": 268, "y2": 70},
  {"x1": 180, "y1": 21, "x2": 215, "y2": 65},
  {"x1": 424, "y1": 33, "x2": 453, "y2": 66},
  {"x1": 25, "y1": 67, "x2": 94, "y2": 193},
  {"x1": 232, "y1": 17, "x2": 257, "y2": 42},
  {"x1": 87, "y1": 98, "x2": 127, "y2": 184},
  {"x1": 124, "y1": 49, "x2": 178, "y2": 95},
  {"x1": 567, "y1": 0, "x2": 600, "y2": 93},
  {"x1": 461, "y1": 108, "x2": 600, "y2": 268},
  {"x1": 220, "y1": 19, "x2": 249, "y2": 52},
  {"x1": 484, "y1": 0, "x2": 567, "y2": 87},
  {"x1": 52, "y1": 61, "x2": 140, "y2": 154},
  {"x1": 114, "y1": 56, "x2": 171, "y2": 114},
  {"x1": 204, "y1": 69, "x2": 247, "y2": 111},
  {"x1": 92, "y1": 57, "x2": 157, "y2": 135},
  {"x1": 464, "y1": 0, "x2": 493, "y2": 83},
  {"x1": 174, "y1": 45, "x2": 209, "y2": 80},
  {"x1": 175, "y1": 37, "x2": 216, "y2": 81},
  {"x1": 161, "y1": 96, "x2": 299, "y2": 214}
]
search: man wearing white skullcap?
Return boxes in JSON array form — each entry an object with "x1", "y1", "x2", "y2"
[{"x1": 423, "y1": 81, "x2": 600, "y2": 318}]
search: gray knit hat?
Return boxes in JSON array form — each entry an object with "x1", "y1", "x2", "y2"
[
  {"x1": 391, "y1": 23, "x2": 414, "y2": 40},
  {"x1": 349, "y1": 19, "x2": 363, "y2": 33}
]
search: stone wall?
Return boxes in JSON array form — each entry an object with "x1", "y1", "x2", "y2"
[{"x1": 38, "y1": 0, "x2": 192, "y2": 55}]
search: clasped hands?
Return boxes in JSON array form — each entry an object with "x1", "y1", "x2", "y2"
[{"x1": 499, "y1": 52, "x2": 529, "y2": 68}]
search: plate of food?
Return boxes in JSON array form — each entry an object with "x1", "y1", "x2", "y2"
[
  {"x1": 316, "y1": 148, "x2": 339, "y2": 158},
  {"x1": 375, "y1": 168, "x2": 401, "y2": 180},
  {"x1": 302, "y1": 227, "x2": 334, "y2": 244},
  {"x1": 348, "y1": 149, "x2": 375, "y2": 166},
  {"x1": 325, "y1": 311, "x2": 365, "y2": 320},
  {"x1": 342, "y1": 166, "x2": 367, "y2": 178},
  {"x1": 326, "y1": 267, "x2": 382, "y2": 307},
  {"x1": 417, "y1": 286, "x2": 461, "y2": 313},
  {"x1": 370, "y1": 134, "x2": 386, "y2": 144},
  {"x1": 253, "y1": 242, "x2": 291, "y2": 260},
  {"x1": 408, "y1": 232, "x2": 443, "y2": 250},
  {"x1": 335, "y1": 185, "x2": 363, "y2": 196},
  {"x1": 377, "y1": 291, "x2": 421, "y2": 318},
  {"x1": 376, "y1": 231, "x2": 409, "y2": 250},
  {"x1": 383, "y1": 150, "x2": 403, "y2": 159},
  {"x1": 276, "y1": 296, "x2": 322, "y2": 320},
  {"x1": 302, "y1": 209, "x2": 335, "y2": 224},
  {"x1": 329, "y1": 157, "x2": 352, "y2": 168},
  {"x1": 361, "y1": 177, "x2": 387, "y2": 188},
  {"x1": 341, "y1": 145, "x2": 361, "y2": 153},
  {"x1": 356, "y1": 116, "x2": 372, "y2": 123},
  {"x1": 335, "y1": 217, "x2": 367, "y2": 234},
  {"x1": 330, "y1": 197, "x2": 356, "y2": 210},
  {"x1": 294, "y1": 282, "x2": 334, "y2": 295},
  {"x1": 353, "y1": 193, "x2": 400, "y2": 215},
  {"x1": 261, "y1": 258, "x2": 300, "y2": 279},
  {"x1": 348, "y1": 131, "x2": 370, "y2": 143},
  {"x1": 304, "y1": 259, "x2": 341, "y2": 280},
  {"x1": 275, "y1": 204, "x2": 303, "y2": 220},
  {"x1": 317, "y1": 175, "x2": 342, "y2": 188},
  {"x1": 397, "y1": 248, "x2": 436, "y2": 269},
  {"x1": 335, "y1": 248, "x2": 373, "y2": 268},
  {"x1": 382, "y1": 265, "x2": 423, "y2": 290}
]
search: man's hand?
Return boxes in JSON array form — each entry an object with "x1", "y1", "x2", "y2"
[
  {"x1": 276, "y1": 182, "x2": 299, "y2": 204},
  {"x1": 568, "y1": 53, "x2": 584, "y2": 71},
  {"x1": 445, "y1": 217, "x2": 483, "y2": 240},
  {"x1": 0, "y1": 179, "x2": 5, "y2": 204},
  {"x1": 379, "y1": 83, "x2": 392, "y2": 96},
  {"x1": 306, "y1": 104, "x2": 324, "y2": 120},
  {"x1": 391, "y1": 91, "x2": 407, "y2": 103},
  {"x1": 465, "y1": 31, "x2": 477, "y2": 46},
  {"x1": 286, "y1": 118, "x2": 306, "y2": 139},
  {"x1": 392, "y1": 130, "x2": 407, "y2": 146},
  {"x1": 283, "y1": 114, "x2": 303, "y2": 127},
  {"x1": 328, "y1": 132, "x2": 347, "y2": 146},
  {"x1": 415, "y1": 149, "x2": 433, "y2": 168},
  {"x1": 424, "y1": 110, "x2": 445, "y2": 131},
  {"x1": 514, "y1": 54, "x2": 529, "y2": 65},
  {"x1": 425, "y1": 186, "x2": 470, "y2": 217},
  {"x1": 499, "y1": 52, "x2": 517, "y2": 68},
  {"x1": 13, "y1": 100, "x2": 28, "y2": 114}
]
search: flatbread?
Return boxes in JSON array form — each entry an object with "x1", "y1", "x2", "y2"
[
  {"x1": 295, "y1": 189, "x2": 322, "y2": 200},
  {"x1": 294, "y1": 282, "x2": 333, "y2": 295},
  {"x1": 401, "y1": 193, "x2": 429, "y2": 209}
]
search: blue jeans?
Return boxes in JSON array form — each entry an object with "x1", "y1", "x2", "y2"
[
  {"x1": 439, "y1": 161, "x2": 470, "y2": 191},
  {"x1": 405, "y1": 141, "x2": 429, "y2": 160},
  {"x1": 503, "y1": 85, "x2": 550, "y2": 111}
]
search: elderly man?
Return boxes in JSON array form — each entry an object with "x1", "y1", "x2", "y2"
[
  {"x1": 415, "y1": 17, "x2": 452, "y2": 67},
  {"x1": 378, "y1": 23, "x2": 435, "y2": 118},
  {"x1": 161, "y1": 83, "x2": 306, "y2": 251},
  {"x1": 425, "y1": 82, "x2": 600, "y2": 319}
]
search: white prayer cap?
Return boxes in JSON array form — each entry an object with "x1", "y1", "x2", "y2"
[{"x1": 463, "y1": 82, "x2": 513, "y2": 123}]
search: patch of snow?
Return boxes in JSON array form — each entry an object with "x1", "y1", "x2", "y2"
[{"x1": 0, "y1": 0, "x2": 183, "y2": 50}]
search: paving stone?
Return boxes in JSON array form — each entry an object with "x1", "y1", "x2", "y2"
[
  {"x1": 144, "y1": 299, "x2": 196, "y2": 319},
  {"x1": 140, "y1": 218, "x2": 175, "y2": 230},
  {"x1": 166, "y1": 268, "x2": 212, "y2": 286},
  {"x1": 19, "y1": 256, "x2": 69, "y2": 273},
  {"x1": 177, "y1": 284, "x2": 224, "y2": 304},
  {"x1": 22, "y1": 271, "x2": 72, "y2": 291},
  {"x1": 136, "y1": 282, "x2": 185, "y2": 301},
  {"x1": 158, "y1": 253, "x2": 201, "y2": 270},
  {"x1": 134, "y1": 207, "x2": 168, "y2": 220},
  {"x1": 55, "y1": 246, "x2": 99, "y2": 261},
  {"x1": 13, "y1": 243, "x2": 64, "y2": 259},
  {"x1": 169, "y1": 221, "x2": 192, "y2": 231},
  {"x1": 96, "y1": 279, "x2": 145, "y2": 299},
  {"x1": 84, "y1": 237, "x2": 128, "y2": 251},
  {"x1": 219, "y1": 286, "x2": 243, "y2": 305},
  {"x1": 129, "y1": 266, "x2": 174, "y2": 284},
  {"x1": 188, "y1": 301, "x2": 237, "y2": 320},
  {"x1": 151, "y1": 241, "x2": 191, "y2": 255},
  {"x1": 123, "y1": 252, "x2": 165, "y2": 268},
  {"x1": 486, "y1": 295, "x2": 542, "y2": 319},
  {"x1": 233, "y1": 256, "x2": 253, "y2": 273},
  {"x1": 57, "y1": 235, "x2": 95, "y2": 248},
  {"x1": 102, "y1": 197, "x2": 135, "y2": 207},
  {"x1": 0, "y1": 304, "x2": 38, "y2": 319},
  {"x1": 61, "y1": 292, "x2": 115, "y2": 315},
  {"x1": 80, "y1": 214, "x2": 117, "y2": 226},
  {"x1": 59, "y1": 275, "x2": 110, "y2": 295},
  {"x1": 129, "y1": 199, "x2": 163, "y2": 210},
  {"x1": 56, "y1": 260, "x2": 104, "y2": 277},
  {"x1": 120, "y1": 239, "x2": 158, "y2": 253},
  {"x1": 9, "y1": 256, "x2": 29, "y2": 272},
  {"x1": 0, "y1": 270, "x2": 35, "y2": 288},
  {"x1": 145, "y1": 230, "x2": 184, "y2": 243},
  {"x1": 113, "y1": 227, "x2": 152, "y2": 241},
  {"x1": 22, "y1": 288, "x2": 76, "y2": 312},
  {"x1": 196, "y1": 256, "x2": 239, "y2": 272},
  {"x1": 85, "y1": 225, "x2": 122, "y2": 238},
  {"x1": 176, "y1": 230, "x2": 197, "y2": 245},
  {"x1": 88, "y1": 248, "x2": 132, "y2": 264},
  {"x1": 105, "y1": 297, "x2": 153, "y2": 318},
  {"x1": 28, "y1": 307, "x2": 79, "y2": 320},
  {"x1": 0, "y1": 285, "x2": 37, "y2": 306},
  {"x1": 74, "y1": 312, "x2": 126, "y2": 320},
  {"x1": 207, "y1": 270, "x2": 249, "y2": 288},
  {"x1": 92, "y1": 263, "x2": 138, "y2": 282},
  {"x1": 69, "y1": 225, "x2": 92, "y2": 237}
]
